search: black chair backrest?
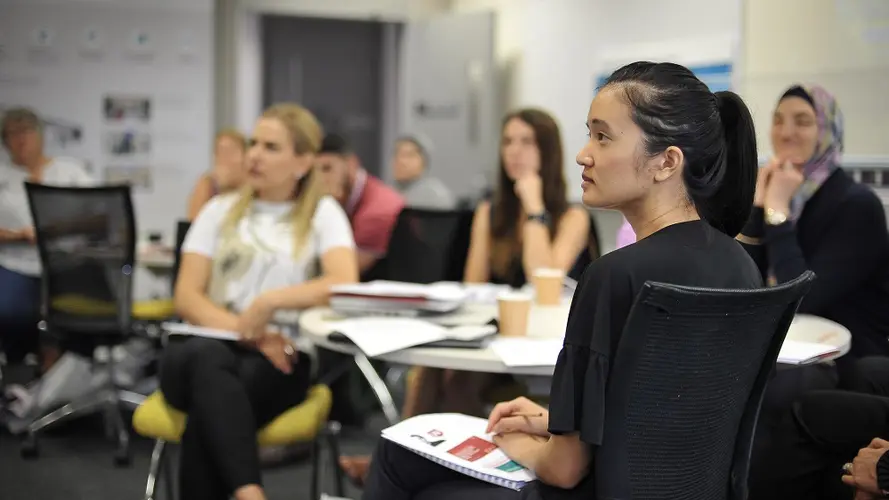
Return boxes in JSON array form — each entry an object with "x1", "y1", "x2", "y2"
[
  {"x1": 25, "y1": 183, "x2": 136, "y2": 335},
  {"x1": 171, "y1": 220, "x2": 191, "y2": 293},
  {"x1": 380, "y1": 208, "x2": 475, "y2": 284},
  {"x1": 595, "y1": 271, "x2": 815, "y2": 500}
]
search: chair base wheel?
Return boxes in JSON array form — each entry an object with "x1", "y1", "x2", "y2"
[
  {"x1": 113, "y1": 453, "x2": 131, "y2": 467},
  {"x1": 114, "y1": 446, "x2": 132, "y2": 467},
  {"x1": 20, "y1": 434, "x2": 39, "y2": 459}
]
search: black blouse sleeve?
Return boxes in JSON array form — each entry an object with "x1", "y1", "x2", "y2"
[
  {"x1": 769, "y1": 192, "x2": 889, "y2": 314},
  {"x1": 547, "y1": 257, "x2": 634, "y2": 446},
  {"x1": 739, "y1": 207, "x2": 768, "y2": 279}
]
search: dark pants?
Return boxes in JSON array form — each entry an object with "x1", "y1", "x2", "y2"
[
  {"x1": 0, "y1": 265, "x2": 41, "y2": 362},
  {"x1": 362, "y1": 438, "x2": 539, "y2": 500},
  {"x1": 749, "y1": 357, "x2": 889, "y2": 500},
  {"x1": 159, "y1": 336, "x2": 311, "y2": 500}
]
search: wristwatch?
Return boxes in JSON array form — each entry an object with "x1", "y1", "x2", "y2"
[
  {"x1": 526, "y1": 211, "x2": 551, "y2": 226},
  {"x1": 765, "y1": 208, "x2": 788, "y2": 226}
]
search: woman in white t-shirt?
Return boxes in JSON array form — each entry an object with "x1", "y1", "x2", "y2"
[
  {"x1": 161, "y1": 103, "x2": 358, "y2": 500},
  {"x1": 0, "y1": 107, "x2": 94, "y2": 366}
]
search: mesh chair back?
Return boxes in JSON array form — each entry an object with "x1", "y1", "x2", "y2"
[
  {"x1": 171, "y1": 220, "x2": 191, "y2": 293},
  {"x1": 595, "y1": 271, "x2": 815, "y2": 500},
  {"x1": 25, "y1": 183, "x2": 136, "y2": 336},
  {"x1": 381, "y1": 208, "x2": 474, "y2": 284}
]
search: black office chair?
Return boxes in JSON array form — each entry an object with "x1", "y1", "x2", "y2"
[
  {"x1": 325, "y1": 208, "x2": 475, "y2": 426},
  {"x1": 594, "y1": 271, "x2": 816, "y2": 499},
  {"x1": 20, "y1": 183, "x2": 144, "y2": 465},
  {"x1": 381, "y1": 207, "x2": 475, "y2": 283},
  {"x1": 170, "y1": 220, "x2": 190, "y2": 293}
]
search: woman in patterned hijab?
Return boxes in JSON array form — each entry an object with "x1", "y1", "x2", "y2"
[
  {"x1": 743, "y1": 86, "x2": 889, "y2": 499},
  {"x1": 766, "y1": 84, "x2": 845, "y2": 221},
  {"x1": 739, "y1": 83, "x2": 889, "y2": 357}
]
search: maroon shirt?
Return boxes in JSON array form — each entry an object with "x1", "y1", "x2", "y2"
[{"x1": 345, "y1": 169, "x2": 405, "y2": 257}]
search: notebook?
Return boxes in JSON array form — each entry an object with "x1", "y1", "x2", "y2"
[
  {"x1": 381, "y1": 413, "x2": 536, "y2": 491},
  {"x1": 330, "y1": 281, "x2": 468, "y2": 316},
  {"x1": 777, "y1": 339, "x2": 842, "y2": 365}
]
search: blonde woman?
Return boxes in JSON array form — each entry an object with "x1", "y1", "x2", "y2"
[
  {"x1": 162, "y1": 104, "x2": 358, "y2": 500},
  {"x1": 186, "y1": 128, "x2": 249, "y2": 221}
]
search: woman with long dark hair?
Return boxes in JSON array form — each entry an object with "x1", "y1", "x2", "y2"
[
  {"x1": 338, "y1": 109, "x2": 592, "y2": 486},
  {"x1": 466, "y1": 108, "x2": 591, "y2": 288}
]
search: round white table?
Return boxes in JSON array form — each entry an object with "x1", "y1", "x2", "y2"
[{"x1": 298, "y1": 305, "x2": 852, "y2": 377}]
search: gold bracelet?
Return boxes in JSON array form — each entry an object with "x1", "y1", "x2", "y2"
[{"x1": 735, "y1": 233, "x2": 762, "y2": 245}]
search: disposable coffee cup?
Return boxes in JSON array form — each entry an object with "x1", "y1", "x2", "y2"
[
  {"x1": 497, "y1": 291, "x2": 532, "y2": 337},
  {"x1": 532, "y1": 268, "x2": 564, "y2": 306}
]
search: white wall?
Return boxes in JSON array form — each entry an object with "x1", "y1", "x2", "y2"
[
  {"x1": 741, "y1": 0, "x2": 889, "y2": 158},
  {"x1": 0, "y1": 0, "x2": 214, "y2": 242}
]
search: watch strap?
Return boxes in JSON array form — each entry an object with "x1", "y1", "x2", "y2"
[{"x1": 526, "y1": 212, "x2": 551, "y2": 226}]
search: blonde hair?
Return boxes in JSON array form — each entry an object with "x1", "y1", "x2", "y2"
[
  {"x1": 215, "y1": 127, "x2": 247, "y2": 151},
  {"x1": 223, "y1": 103, "x2": 325, "y2": 257}
]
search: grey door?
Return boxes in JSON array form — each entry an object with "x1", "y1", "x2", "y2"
[
  {"x1": 401, "y1": 12, "x2": 497, "y2": 201},
  {"x1": 262, "y1": 16, "x2": 383, "y2": 176}
]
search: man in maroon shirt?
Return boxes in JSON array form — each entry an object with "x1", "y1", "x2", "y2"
[{"x1": 316, "y1": 134, "x2": 404, "y2": 274}]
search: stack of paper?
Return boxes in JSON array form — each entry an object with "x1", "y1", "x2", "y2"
[
  {"x1": 777, "y1": 340, "x2": 842, "y2": 365},
  {"x1": 489, "y1": 338, "x2": 564, "y2": 367},
  {"x1": 332, "y1": 317, "x2": 496, "y2": 357},
  {"x1": 382, "y1": 413, "x2": 536, "y2": 490},
  {"x1": 330, "y1": 281, "x2": 468, "y2": 316},
  {"x1": 444, "y1": 282, "x2": 513, "y2": 304}
]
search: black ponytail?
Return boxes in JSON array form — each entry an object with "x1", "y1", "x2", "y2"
[
  {"x1": 712, "y1": 91, "x2": 758, "y2": 236},
  {"x1": 603, "y1": 63, "x2": 758, "y2": 237}
]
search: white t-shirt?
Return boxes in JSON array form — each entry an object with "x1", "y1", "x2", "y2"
[
  {"x1": 182, "y1": 193, "x2": 355, "y2": 323},
  {"x1": 0, "y1": 157, "x2": 95, "y2": 276}
]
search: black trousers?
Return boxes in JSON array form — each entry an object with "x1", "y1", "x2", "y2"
[
  {"x1": 0, "y1": 265, "x2": 40, "y2": 363},
  {"x1": 749, "y1": 357, "x2": 889, "y2": 500},
  {"x1": 159, "y1": 336, "x2": 311, "y2": 500},
  {"x1": 362, "y1": 438, "x2": 541, "y2": 500}
]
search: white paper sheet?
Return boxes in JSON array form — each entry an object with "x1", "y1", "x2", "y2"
[
  {"x1": 332, "y1": 317, "x2": 495, "y2": 357},
  {"x1": 489, "y1": 337, "x2": 564, "y2": 367}
]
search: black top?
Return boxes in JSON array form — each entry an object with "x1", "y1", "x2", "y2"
[
  {"x1": 740, "y1": 169, "x2": 889, "y2": 359},
  {"x1": 527, "y1": 220, "x2": 762, "y2": 499}
]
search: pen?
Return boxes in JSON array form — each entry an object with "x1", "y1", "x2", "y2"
[{"x1": 511, "y1": 412, "x2": 544, "y2": 418}]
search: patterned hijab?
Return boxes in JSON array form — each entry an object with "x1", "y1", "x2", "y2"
[{"x1": 779, "y1": 84, "x2": 845, "y2": 220}]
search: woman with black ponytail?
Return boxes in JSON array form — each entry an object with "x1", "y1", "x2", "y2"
[{"x1": 360, "y1": 61, "x2": 763, "y2": 500}]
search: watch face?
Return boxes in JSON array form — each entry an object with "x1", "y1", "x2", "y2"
[{"x1": 766, "y1": 209, "x2": 788, "y2": 225}]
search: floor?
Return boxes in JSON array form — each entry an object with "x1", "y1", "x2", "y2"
[{"x1": 0, "y1": 403, "x2": 381, "y2": 500}]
